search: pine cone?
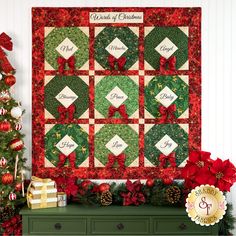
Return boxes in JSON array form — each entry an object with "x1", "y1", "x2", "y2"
[
  {"x1": 101, "y1": 190, "x2": 112, "y2": 206},
  {"x1": 165, "y1": 186, "x2": 181, "y2": 204}
]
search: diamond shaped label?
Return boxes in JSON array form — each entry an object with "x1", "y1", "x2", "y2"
[
  {"x1": 155, "y1": 134, "x2": 178, "y2": 156},
  {"x1": 105, "y1": 86, "x2": 128, "y2": 108},
  {"x1": 55, "y1": 86, "x2": 78, "y2": 108},
  {"x1": 155, "y1": 37, "x2": 178, "y2": 59},
  {"x1": 105, "y1": 37, "x2": 128, "y2": 59},
  {"x1": 56, "y1": 135, "x2": 78, "y2": 156},
  {"x1": 155, "y1": 86, "x2": 178, "y2": 108},
  {"x1": 105, "y1": 135, "x2": 128, "y2": 156},
  {"x1": 56, "y1": 37, "x2": 78, "y2": 59}
]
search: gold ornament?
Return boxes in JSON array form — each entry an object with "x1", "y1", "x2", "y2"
[
  {"x1": 101, "y1": 190, "x2": 112, "y2": 206},
  {"x1": 165, "y1": 186, "x2": 181, "y2": 204}
]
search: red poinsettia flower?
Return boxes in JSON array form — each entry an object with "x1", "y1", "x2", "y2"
[
  {"x1": 181, "y1": 150, "x2": 212, "y2": 180},
  {"x1": 195, "y1": 158, "x2": 236, "y2": 192},
  {"x1": 120, "y1": 180, "x2": 145, "y2": 206}
]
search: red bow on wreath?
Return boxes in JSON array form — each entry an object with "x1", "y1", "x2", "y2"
[
  {"x1": 57, "y1": 56, "x2": 75, "y2": 74},
  {"x1": 160, "y1": 56, "x2": 176, "y2": 73},
  {"x1": 58, "y1": 152, "x2": 76, "y2": 168},
  {"x1": 108, "y1": 55, "x2": 126, "y2": 70},
  {"x1": 0, "y1": 32, "x2": 14, "y2": 73},
  {"x1": 159, "y1": 152, "x2": 176, "y2": 168},
  {"x1": 58, "y1": 104, "x2": 76, "y2": 121},
  {"x1": 108, "y1": 104, "x2": 128, "y2": 119},
  {"x1": 159, "y1": 104, "x2": 176, "y2": 122},
  {"x1": 106, "y1": 153, "x2": 126, "y2": 170}
]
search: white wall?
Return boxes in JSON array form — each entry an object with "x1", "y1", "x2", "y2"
[{"x1": 0, "y1": 0, "x2": 235, "y2": 231}]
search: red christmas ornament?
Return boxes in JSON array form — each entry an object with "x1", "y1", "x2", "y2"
[
  {"x1": 9, "y1": 138, "x2": 24, "y2": 151},
  {"x1": 4, "y1": 75, "x2": 16, "y2": 87},
  {"x1": 15, "y1": 182, "x2": 22, "y2": 192},
  {"x1": 9, "y1": 192, "x2": 17, "y2": 201},
  {"x1": 81, "y1": 180, "x2": 93, "y2": 189},
  {"x1": 99, "y1": 183, "x2": 110, "y2": 193},
  {"x1": 146, "y1": 179, "x2": 155, "y2": 187},
  {"x1": 0, "y1": 157, "x2": 7, "y2": 167},
  {"x1": 1, "y1": 172, "x2": 14, "y2": 185},
  {"x1": 0, "y1": 120, "x2": 11, "y2": 132},
  {"x1": 15, "y1": 123, "x2": 22, "y2": 130},
  {"x1": 0, "y1": 107, "x2": 7, "y2": 115},
  {"x1": 0, "y1": 90, "x2": 11, "y2": 103}
]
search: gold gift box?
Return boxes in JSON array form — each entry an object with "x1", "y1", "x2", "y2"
[
  {"x1": 28, "y1": 198, "x2": 58, "y2": 210},
  {"x1": 27, "y1": 176, "x2": 58, "y2": 209}
]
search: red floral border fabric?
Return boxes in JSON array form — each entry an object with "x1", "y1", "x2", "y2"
[{"x1": 32, "y1": 7, "x2": 201, "y2": 179}]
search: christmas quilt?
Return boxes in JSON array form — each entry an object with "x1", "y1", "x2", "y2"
[{"x1": 32, "y1": 8, "x2": 201, "y2": 179}]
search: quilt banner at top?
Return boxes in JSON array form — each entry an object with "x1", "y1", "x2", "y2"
[{"x1": 32, "y1": 7, "x2": 201, "y2": 179}]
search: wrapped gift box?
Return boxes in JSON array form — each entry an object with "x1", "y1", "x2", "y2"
[
  {"x1": 28, "y1": 198, "x2": 58, "y2": 210},
  {"x1": 27, "y1": 176, "x2": 57, "y2": 209}
]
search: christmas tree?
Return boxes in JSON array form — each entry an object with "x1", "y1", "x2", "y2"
[{"x1": 0, "y1": 32, "x2": 27, "y2": 234}]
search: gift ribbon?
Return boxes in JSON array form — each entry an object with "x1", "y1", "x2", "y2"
[
  {"x1": 0, "y1": 32, "x2": 14, "y2": 73},
  {"x1": 159, "y1": 152, "x2": 176, "y2": 168},
  {"x1": 58, "y1": 104, "x2": 76, "y2": 121},
  {"x1": 57, "y1": 56, "x2": 75, "y2": 74},
  {"x1": 31, "y1": 176, "x2": 52, "y2": 208},
  {"x1": 160, "y1": 56, "x2": 176, "y2": 73},
  {"x1": 108, "y1": 55, "x2": 126, "y2": 70},
  {"x1": 106, "y1": 153, "x2": 126, "y2": 170},
  {"x1": 108, "y1": 104, "x2": 128, "y2": 119},
  {"x1": 58, "y1": 152, "x2": 76, "y2": 168},
  {"x1": 159, "y1": 104, "x2": 176, "y2": 122}
]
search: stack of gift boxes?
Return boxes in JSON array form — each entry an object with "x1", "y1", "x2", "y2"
[{"x1": 27, "y1": 177, "x2": 57, "y2": 209}]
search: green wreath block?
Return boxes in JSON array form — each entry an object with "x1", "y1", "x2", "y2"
[
  {"x1": 45, "y1": 27, "x2": 89, "y2": 70},
  {"x1": 145, "y1": 76, "x2": 188, "y2": 118},
  {"x1": 144, "y1": 27, "x2": 188, "y2": 70},
  {"x1": 45, "y1": 124, "x2": 89, "y2": 167},
  {"x1": 45, "y1": 75, "x2": 89, "y2": 119},
  {"x1": 95, "y1": 27, "x2": 139, "y2": 70},
  {"x1": 95, "y1": 76, "x2": 139, "y2": 118},
  {"x1": 95, "y1": 124, "x2": 139, "y2": 166},
  {"x1": 144, "y1": 124, "x2": 188, "y2": 166}
]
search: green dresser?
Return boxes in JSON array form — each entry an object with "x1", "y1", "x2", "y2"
[{"x1": 20, "y1": 205, "x2": 218, "y2": 235}]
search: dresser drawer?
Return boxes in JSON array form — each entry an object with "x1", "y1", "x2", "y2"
[
  {"x1": 28, "y1": 216, "x2": 86, "y2": 235},
  {"x1": 153, "y1": 217, "x2": 213, "y2": 235},
  {"x1": 90, "y1": 217, "x2": 150, "y2": 235}
]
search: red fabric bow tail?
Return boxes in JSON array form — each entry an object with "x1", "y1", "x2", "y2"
[
  {"x1": 57, "y1": 56, "x2": 75, "y2": 74},
  {"x1": 0, "y1": 33, "x2": 14, "y2": 73},
  {"x1": 159, "y1": 153, "x2": 176, "y2": 168},
  {"x1": 160, "y1": 56, "x2": 176, "y2": 73},
  {"x1": 58, "y1": 104, "x2": 76, "y2": 121},
  {"x1": 106, "y1": 153, "x2": 126, "y2": 170},
  {"x1": 0, "y1": 33, "x2": 13, "y2": 51},
  {"x1": 108, "y1": 55, "x2": 126, "y2": 70},
  {"x1": 117, "y1": 56, "x2": 126, "y2": 70},
  {"x1": 108, "y1": 104, "x2": 128, "y2": 119},
  {"x1": 58, "y1": 152, "x2": 76, "y2": 168},
  {"x1": 159, "y1": 104, "x2": 176, "y2": 123}
]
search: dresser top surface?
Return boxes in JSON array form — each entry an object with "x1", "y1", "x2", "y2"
[{"x1": 20, "y1": 204, "x2": 187, "y2": 216}]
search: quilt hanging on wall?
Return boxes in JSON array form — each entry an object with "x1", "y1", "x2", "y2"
[{"x1": 32, "y1": 7, "x2": 201, "y2": 179}]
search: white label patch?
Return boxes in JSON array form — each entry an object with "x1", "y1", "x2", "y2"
[
  {"x1": 55, "y1": 86, "x2": 78, "y2": 108},
  {"x1": 105, "y1": 86, "x2": 128, "y2": 108},
  {"x1": 90, "y1": 12, "x2": 143, "y2": 23},
  {"x1": 56, "y1": 38, "x2": 78, "y2": 59},
  {"x1": 155, "y1": 86, "x2": 178, "y2": 108},
  {"x1": 105, "y1": 135, "x2": 128, "y2": 156},
  {"x1": 56, "y1": 135, "x2": 78, "y2": 156},
  {"x1": 105, "y1": 37, "x2": 128, "y2": 59},
  {"x1": 155, "y1": 37, "x2": 178, "y2": 59},
  {"x1": 155, "y1": 134, "x2": 178, "y2": 156}
]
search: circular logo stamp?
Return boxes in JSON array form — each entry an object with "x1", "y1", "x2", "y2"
[{"x1": 186, "y1": 185, "x2": 227, "y2": 226}]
